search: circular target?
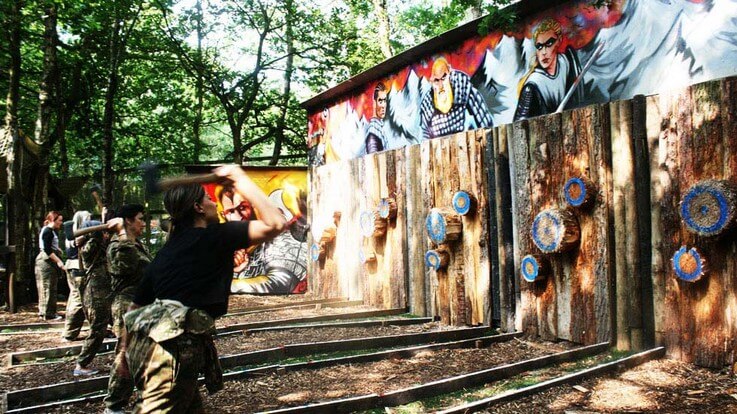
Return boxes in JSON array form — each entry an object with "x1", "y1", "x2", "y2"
[
  {"x1": 521, "y1": 255, "x2": 540, "y2": 283},
  {"x1": 672, "y1": 246, "x2": 707, "y2": 282},
  {"x1": 531, "y1": 208, "x2": 579, "y2": 253},
  {"x1": 452, "y1": 191, "x2": 473, "y2": 216},
  {"x1": 425, "y1": 250, "x2": 442, "y2": 270},
  {"x1": 564, "y1": 177, "x2": 594, "y2": 208},
  {"x1": 359, "y1": 211, "x2": 376, "y2": 237},
  {"x1": 425, "y1": 209, "x2": 447, "y2": 244},
  {"x1": 378, "y1": 199, "x2": 392, "y2": 219},
  {"x1": 310, "y1": 243, "x2": 321, "y2": 262},
  {"x1": 680, "y1": 180, "x2": 736, "y2": 237}
]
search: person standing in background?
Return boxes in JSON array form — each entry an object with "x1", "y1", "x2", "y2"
[
  {"x1": 62, "y1": 210, "x2": 91, "y2": 340},
  {"x1": 35, "y1": 211, "x2": 65, "y2": 321},
  {"x1": 103, "y1": 204, "x2": 151, "y2": 414}
]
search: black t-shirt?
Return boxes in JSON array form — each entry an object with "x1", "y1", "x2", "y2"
[{"x1": 134, "y1": 221, "x2": 250, "y2": 318}]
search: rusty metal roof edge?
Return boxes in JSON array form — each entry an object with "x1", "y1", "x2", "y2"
[{"x1": 300, "y1": 0, "x2": 565, "y2": 111}]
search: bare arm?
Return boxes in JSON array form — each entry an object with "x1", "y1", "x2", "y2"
[{"x1": 215, "y1": 165, "x2": 287, "y2": 245}]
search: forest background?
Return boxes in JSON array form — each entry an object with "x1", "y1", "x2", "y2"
[{"x1": 0, "y1": 0, "x2": 514, "y2": 298}]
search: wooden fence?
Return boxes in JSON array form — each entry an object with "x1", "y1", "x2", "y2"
[{"x1": 307, "y1": 77, "x2": 737, "y2": 368}]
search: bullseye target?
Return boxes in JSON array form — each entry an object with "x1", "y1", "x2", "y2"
[
  {"x1": 679, "y1": 180, "x2": 737, "y2": 237},
  {"x1": 671, "y1": 246, "x2": 707, "y2": 282}
]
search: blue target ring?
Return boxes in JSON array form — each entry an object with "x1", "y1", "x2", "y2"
[
  {"x1": 564, "y1": 177, "x2": 588, "y2": 207},
  {"x1": 672, "y1": 246, "x2": 705, "y2": 282},
  {"x1": 452, "y1": 191, "x2": 472, "y2": 215},
  {"x1": 426, "y1": 210, "x2": 447, "y2": 244},
  {"x1": 521, "y1": 255, "x2": 540, "y2": 282},
  {"x1": 310, "y1": 243, "x2": 321, "y2": 262},
  {"x1": 532, "y1": 211, "x2": 562, "y2": 253},
  {"x1": 425, "y1": 250, "x2": 441, "y2": 270},
  {"x1": 680, "y1": 183, "x2": 731, "y2": 236}
]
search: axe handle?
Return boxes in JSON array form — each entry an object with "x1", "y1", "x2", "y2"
[
  {"x1": 73, "y1": 224, "x2": 110, "y2": 238},
  {"x1": 158, "y1": 173, "x2": 222, "y2": 190}
]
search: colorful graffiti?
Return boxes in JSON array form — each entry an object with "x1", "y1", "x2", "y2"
[
  {"x1": 307, "y1": 0, "x2": 737, "y2": 165},
  {"x1": 203, "y1": 168, "x2": 309, "y2": 295}
]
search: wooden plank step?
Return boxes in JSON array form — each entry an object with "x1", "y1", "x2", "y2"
[
  {"x1": 223, "y1": 297, "x2": 351, "y2": 317},
  {"x1": 436, "y1": 347, "x2": 666, "y2": 414},
  {"x1": 258, "y1": 342, "x2": 610, "y2": 413},
  {"x1": 7, "y1": 314, "x2": 424, "y2": 366},
  {"x1": 6, "y1": 325, "x2": 491, "y2": 409}
]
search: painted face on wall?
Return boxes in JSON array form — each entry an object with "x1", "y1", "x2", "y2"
[
  {"x1": 535, "y1": 29, "x2": 559, "y2": 75},
  {"x1": 431, "y1": 59, "x2": 453, "y2": 114},
  {"x1": 374, "y1": 90, "x2": 387, "y2": 119}
]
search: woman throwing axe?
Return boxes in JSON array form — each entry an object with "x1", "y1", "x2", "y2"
[{"x1": 121, "y1": 165, "x2": 286, "y2": 412}]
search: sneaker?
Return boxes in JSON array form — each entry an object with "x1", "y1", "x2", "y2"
[
  {"x1": 103, "y1": 409, "x2": 126, "y2": 414},
  {"x1": 44, "y1": 314, "x2": 63, "y2": 321},
  {"x1": 73, "y1": 366, "x2": 99, "y2": 376}
]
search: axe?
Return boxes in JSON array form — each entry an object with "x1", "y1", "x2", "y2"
[{"x1": 140, "y1": 162, "x2": 227, "y2": 195}]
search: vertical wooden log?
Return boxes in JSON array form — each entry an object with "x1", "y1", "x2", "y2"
[
  {"x1": 510, "y1": 120, "x2": 537, "y2": 336},
  {"x1": 720, "y1": 77, "x2": 737, "y2": 370},
  {"x1": 473, "y1": 129, "x2": 492, "y2": 326},
  {"x1": 612, "y1": 100, "x2": 634, "y2": 351},
  {"x1": 420, "y1": 140, "x2": 435, "y2": 317},
  {"x1": 647, "y1": 94, "x2": 666, "y2": 348},
  {"x1": 690, "y1": 80, "x2": 729, "y2": 368},
  {"x1": 657, "y1": 89, "x2": 685, "y2": 361},
  {"x1": 592, "y1": 103, "x2": 614, "y2": 345},
  {"x1": 676, "y1": 85, "x2": 696, "y2": 364},
  {"x1": 495, "y1": 125, "x2": 516, "y2": 332},
  {"x1": 529, "y1": 114, "x2": 560, "y2": 342},
  {"x1": 406, "y1": 144, "x2": 427, "y2": 316}
]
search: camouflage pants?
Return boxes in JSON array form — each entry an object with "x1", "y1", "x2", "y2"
[
  {"x1": 34, "y1": 253, "x2": 59, "y2": 318},
  {"x1": 76, "y1": 272, "x2": 111, "y2": 367},
  {"x1": 127, "y1": 332, "x2": 206, "y2": 413},
  {"x1": 104, "y1": 293, "x2": 135, "y2": 411},
  {"x1": 62, "y1": 271, "x2": 85, "y2": 340}
]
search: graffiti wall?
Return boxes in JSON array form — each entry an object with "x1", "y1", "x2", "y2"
[
  {"x1": 307, "y1": 0, "x2": 737, "y2": 165},
  {"x1": 201, "y1": 167, "x2": 309, "y2": 295}
]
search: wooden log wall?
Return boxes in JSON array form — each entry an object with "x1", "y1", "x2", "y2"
[
  {"x1": 648, "y1": 77, "x2": 737, "y2": 368},
  {"x1": 508, "y1": 105, "x2": 613, "y2": 345},
  {"x1": 308, "y1": 131, "x2": 491, "y2": 325},
  {"x1": 308, "y1": 76, "x2": 737, "y2": 368}
]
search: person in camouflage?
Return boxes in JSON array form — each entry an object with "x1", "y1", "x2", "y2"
[
  {"x1": 121, "y1": 165, "x2": 286, "y2": 412},
  {"x1": 72, "y1": 219, "x2": 112, "y2": 376},
  {"x1": 103, "y1": 204, "x2": 151, "y2": 414}
]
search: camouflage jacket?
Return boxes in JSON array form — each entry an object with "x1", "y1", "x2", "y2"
[
  {"x1": 79, "y1": 235, "x2": 110, "y2": 292},
  {"x1": 107, "y1": 234, "x2": 151, "y2": 296},
  {"x1": 125, "y1": 299, "x2": 222, "y2": 393}
]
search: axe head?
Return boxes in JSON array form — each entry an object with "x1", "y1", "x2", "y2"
[{"x1": 89, "y1": 182, "x2": 102, "y2": 194}]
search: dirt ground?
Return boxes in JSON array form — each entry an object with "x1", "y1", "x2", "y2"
[
  {"x1": 1, "y1": 322, "x2": 456, "y2": 392},
  {"x1": 486, "y1": 358, "x2": 737, "y2": 414},
  {"x1": 47, "y1": 338, "x2": 571, "y2": 413},
  {"x1": 3, "y1": 295, "x2": 737, "y2": 413}
]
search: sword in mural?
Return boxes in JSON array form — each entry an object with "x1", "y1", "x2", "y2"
[{"x1": 555, "y1": 40, "x2": 606, "y2": 114}]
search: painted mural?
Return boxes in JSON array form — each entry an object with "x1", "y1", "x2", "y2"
[
  {"x1": 307, "y1": 0, "x2": 737, "y2": 165},
  {"x1": 203, "y1": 168, "x2": 309, "y2": 295}
]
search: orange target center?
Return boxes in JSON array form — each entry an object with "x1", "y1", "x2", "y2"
[
  {"x1": 679, "y1": 253, "x2": 698, "y2": 274},
  {"x1": 569, "y1": 183, "x2": 582, "y2": 200}
]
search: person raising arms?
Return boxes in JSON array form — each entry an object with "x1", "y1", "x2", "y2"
[{"x1": 122, "y1": 165, "x2": 286, "y2": 412}]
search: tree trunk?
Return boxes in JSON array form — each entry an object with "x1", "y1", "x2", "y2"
[
  {"x1": 102, "y1": 13, "x2": 122, "y2": 205},
  {"x1": 193, "y1": 0, "x2": 203, "y2": 163},
  {"x1": 270, "y1": 0, "x2": 295, "y2": 166},
  {"x1": 372, "y1": 0, "x2": 393, "y2": 59},
  {"x1": 4, "y1": 0, "x2": 28, "y2": 312},
  {"x1": 32, "y1": 2, "x2": 59, "y2": 227}
]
